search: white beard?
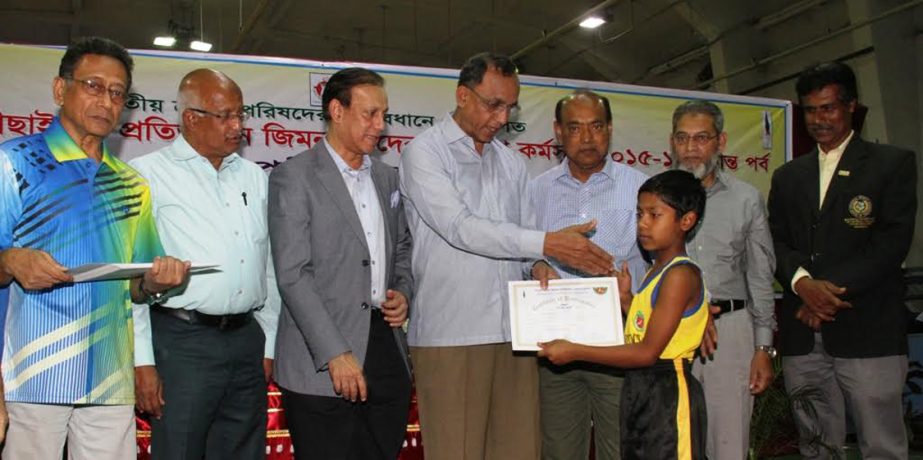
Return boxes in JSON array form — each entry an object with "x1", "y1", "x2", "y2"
[{"x1": 674, "y1": 154, "x2": 720, "y2": 180}]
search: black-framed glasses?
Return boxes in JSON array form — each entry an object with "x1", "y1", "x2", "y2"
[
  {"x1": 188, "y1": 108, "x2": 251, "y2": 123},
  {"x1": 464, "y1": 85, "x2": 520, "y2": 116},
  {"x1": 671, "y1": 132, "x2": 718, "y2": 145},
  {"x1": 66, "y1": 77, "x2": 127, "y2": 104}
]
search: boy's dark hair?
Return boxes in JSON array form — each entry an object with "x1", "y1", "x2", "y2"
[
  {"x1": 322, "y1": 67, "x2": 385, "y2": 121},
  {"x1": 59, "y1": 36, "x2": 134, "y2": 88},
  {"x1": 639, "y1": 170, "x2": 706, "y2": 242},
  {"x1": 457, "y1": 52, "x2": 518, "y2": 88},
  {"x1": 795, "y1": 61, "x2": 858, "y2": 104}
]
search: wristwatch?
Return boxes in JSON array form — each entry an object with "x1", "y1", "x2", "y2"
[
  {"x1": 139, "y1": 278, "x2": 165, "y2": 305},
  {"x1": 755, "y1": 345, "x2": 777, "y2": 358}
]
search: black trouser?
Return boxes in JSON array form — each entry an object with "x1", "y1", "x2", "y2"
[
  {"x1": 149, "y1": 309, "x2": 267, "y2": 460},
  {"x1": 281, "y1": 309, "x2": 412, "y2": 460}
]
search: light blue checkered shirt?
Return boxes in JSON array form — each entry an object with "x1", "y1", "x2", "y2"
[{"x1": 528, "y1": 158, "x2": 649, "y2": 292}]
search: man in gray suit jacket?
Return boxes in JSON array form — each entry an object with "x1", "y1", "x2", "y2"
[{"x1": 268, "y1": 67, "x2": 413, "y2": 460}]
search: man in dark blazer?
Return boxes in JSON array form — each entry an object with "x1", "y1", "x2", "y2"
[
  {"x1": 768, "y1": 61, "x2": 917, "y2": 459},
  {"x1": 268, "y1": 68, "x2": 413, "y2": 459}
]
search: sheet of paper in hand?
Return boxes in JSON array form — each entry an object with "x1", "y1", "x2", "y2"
[
  {"x1": 508, "y1": 277, "x2": 624, "y2": 351},
  {"x1": 68, "y1": 262, "x2": 219, "y2": 283}
]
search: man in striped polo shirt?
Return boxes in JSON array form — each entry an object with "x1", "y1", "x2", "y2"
[{"x1": 0, "y1": 37, "x2": 188, "y2": 459}]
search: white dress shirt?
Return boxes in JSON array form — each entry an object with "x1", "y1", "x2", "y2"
[
  {"x1": 324, "y1": 139, "x2": 387, "y2": 305},
  {"x1": 130, "y1": 135, "x2": 281, "y2": 364},
  {"x1": 400, "y1": 113, "x2": 545, "y2": 347}
]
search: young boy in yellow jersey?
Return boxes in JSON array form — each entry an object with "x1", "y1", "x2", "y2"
[{"x1": 538, "y1": 170, "x2": 708, "y2": 460}]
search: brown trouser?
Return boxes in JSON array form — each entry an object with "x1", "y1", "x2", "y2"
[{"x1": 411, "y1": 343, "x2": 541, "y2": 460}]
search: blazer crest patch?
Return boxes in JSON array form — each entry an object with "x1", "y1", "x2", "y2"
[{"x1": 844, "y1": 195, "x2": 875, "y2": 229}]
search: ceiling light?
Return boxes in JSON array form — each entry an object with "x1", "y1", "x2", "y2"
[
  {"x1": 579, "y1": 16, "x2": 606, "y2": 29},
  {"x1": 153, "y1": 36, "x2": 176, "y2": 47},
  {"x1": 189, "y1": 40, "x2": 213, "y2": 52}
]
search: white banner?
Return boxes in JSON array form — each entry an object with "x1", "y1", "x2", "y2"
[{"x1": 0, "y1": 44, "x2": 791, "y2": 195}]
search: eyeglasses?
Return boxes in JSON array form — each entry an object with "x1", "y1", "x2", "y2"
[
  {"x1": 465, "y1": 86, "x2": 520, "y2": 116},
  {"x1": 671, "y1": 132, "x2": 718, "y2": 146},
  {"x1": 66, "y1": 77, "x2": 127, "y2": 104},
  {"x1": 188, "y1": 108, "x2": 251, "y2": 123}
]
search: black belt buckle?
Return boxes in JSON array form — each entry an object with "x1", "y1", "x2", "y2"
[
  {"x1": 207, "y1": 311, "x2": 251, "y2": 331},
  {"x1": 153, "y1": 304, "x2": 251, "y2": 330},
  {"x1": 218, "y1": 314, "x2": 233, "y2": 330},
  {"x1": 711, "y1": 299, "x2": 746, "y2": 318}
]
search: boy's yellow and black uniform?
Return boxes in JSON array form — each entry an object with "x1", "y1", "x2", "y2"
[{"x1": 621, "y1": 256, "x2": 709, "y2": 460}]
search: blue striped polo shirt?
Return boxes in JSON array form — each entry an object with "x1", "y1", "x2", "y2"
[{"x1": 0, "y1": 118, "x2": 163, "y2": 405}]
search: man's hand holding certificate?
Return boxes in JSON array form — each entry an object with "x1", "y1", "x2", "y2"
[
  {"x1": 68, "y1": 261, "x2": 218, "y2": 282},
  {"x1": 509, "y1": 277, "x2": 624, "y2": 351}
]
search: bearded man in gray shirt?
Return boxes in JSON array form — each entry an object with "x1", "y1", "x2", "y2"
[{"x1": 671, "y1": 99, "x2": 777, "y2": 460}]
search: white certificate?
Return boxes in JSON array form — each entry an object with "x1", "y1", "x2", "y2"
[
  {"x1": 68, "y1": 262, "x2": 219, "y2": 283},
  {"x1": 508, "y1": 277, "x2": 623, "y2": 351}
]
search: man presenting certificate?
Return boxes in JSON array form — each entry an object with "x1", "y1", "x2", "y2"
[{"x1": 527, "y1": 89, "x2": 649, "y2": 460}]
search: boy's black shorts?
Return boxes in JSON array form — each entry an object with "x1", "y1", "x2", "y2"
[{"x1": 620, "y1": 359, "x2": 706, "y2": 460}]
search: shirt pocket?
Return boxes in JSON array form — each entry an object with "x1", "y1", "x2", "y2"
[{"x1": 246, "y1": 198, "x2": 269, "y2": 246}]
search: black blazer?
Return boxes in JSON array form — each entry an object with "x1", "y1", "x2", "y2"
[{"x1": 768, "y1": 137, "x2": 917, "y2": 358}]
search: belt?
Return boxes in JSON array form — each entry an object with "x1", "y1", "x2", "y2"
[
  {"x1": 151, "y1": 304, "x2": 253, "y2": 331},
  {"x1": 711, "y1": 299, "x2": 747, "y2": 317}
]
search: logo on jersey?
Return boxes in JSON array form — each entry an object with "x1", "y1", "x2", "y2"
[{"x1": 633, "y1": 310, "x2": 645, "y2": 330}]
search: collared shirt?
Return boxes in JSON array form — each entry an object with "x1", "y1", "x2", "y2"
[
  {"x1": 529, "y1": 158, "x2": 648, "y2": 292},
  {"x1": 818, "y1": 130, "x2": 855, "y2": 206},
  {"x1": 129, "y1": 135, "x2": 280, "y2": 365},
  {"x1": 400, "y1": 113, "x2": 545, "y2": 346},
  {"x1": 324, "y1": 139, "x2": 387, "y2": 305},
  {"x1": 0, "y1": 118, "x2": 163, "y2": 405},
  {"x1": 792, "y1": 130, "x2": 855, "y2": 291},
  {"x1": 687, "y1": 170, "x2": 777, "y2": 347}
]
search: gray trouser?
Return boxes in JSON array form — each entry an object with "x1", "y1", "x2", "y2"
[
  {"x1": 782, "y1": 333, "x2": 908, "y2": 460},
  {"x1": 691, "y1": 309, "x2": 754, "y2": 460},
  {"x1": 539, "y1": 362, "x2": 623, "y2": 460}
]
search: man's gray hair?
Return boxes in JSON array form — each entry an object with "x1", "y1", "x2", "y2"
[
  {"x1": 175, "y1": 88, "x2": 199, "y2": 120},
  {"x1": 671, "y1": 99, "x2": 724, "y2": 134}
]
